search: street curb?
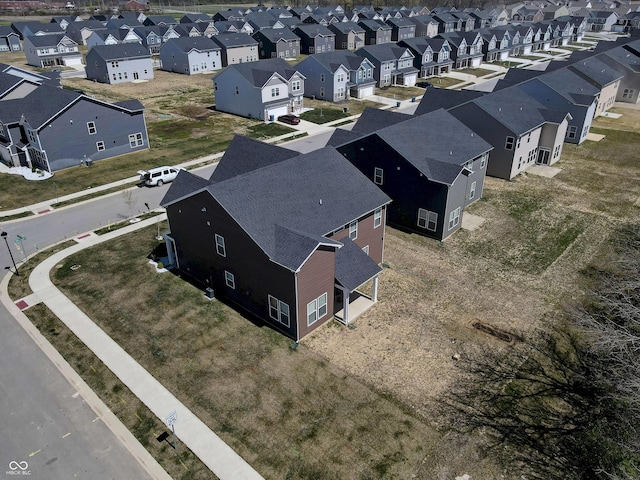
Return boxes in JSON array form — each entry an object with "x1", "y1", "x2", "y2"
[{"x1": 0, "y1": 263, "x2": 173, "y2": 480}]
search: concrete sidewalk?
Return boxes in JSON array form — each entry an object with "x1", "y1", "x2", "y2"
[{"x1": 20, "y1": 216, "x2": 264, "y2": 480}]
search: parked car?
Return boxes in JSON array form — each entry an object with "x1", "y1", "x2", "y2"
[
  {"x1": 138, "y1": 166, "x2": 184, "y2": 187},
  {"x1": 277, "y1": 114, "x2": 300, "y2": 125},
  {"x1": 416, "y1": 81, "x2": 433, "y2": 88}
]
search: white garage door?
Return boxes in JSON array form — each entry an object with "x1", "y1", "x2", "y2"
[
  {"x1": 359, "y1": 85, "x2": 375, "y2": 98},
  {"x1": 63, "y1": 56, "x2": 83, "y2": 66},
  {"x1": 403, "y1": 73, "x2": 417, "y2": 87},
  {"x1": 266, "y1": 105, "x2": 289, "y2": 121}
]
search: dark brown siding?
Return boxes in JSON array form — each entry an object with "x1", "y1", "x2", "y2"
[
  {"x1": 166, "y1": 192, "x2": 298, "y2": 339},
  {"x1": 296, "y1": 246, "x2": 336, "y2": 339},
  {"x1": 327, "y1": 207, "x2": 386, "y2": 264}
]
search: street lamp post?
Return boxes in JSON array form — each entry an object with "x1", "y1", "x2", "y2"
[{"x1": 1, "y1": 231, "x2": 19, "y2": 276}]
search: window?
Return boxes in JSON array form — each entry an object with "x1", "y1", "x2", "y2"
[
  {"x1": 225, "y1": 271, "x2": 235, "y2": 289},
  {"x1": 96, "y1": 141, "x2": 105, "y2": 151},
  {"x1": 480, "y1": 153, "x2": 487, "y2": 169},
  {"x1": 291, "y1": 80, "x2": 301, "y2": 91},
  {"x1": 271, "y1": 87, "x2": 279, "y2": 97},
  {"x1": 448, "y1": 207, "x2": 461, "y2": 230},
  {"x1": 320, "y1": 73, "x2": 325, "y2": 82},
  {"x1": 215, "y1": 234, "x2": 226, "y2": 257},
  {"x1": 622, "y1": 88, "x2": 635, "y2": 99},
  {"x1": 566, "y1": 125, "x2": 577, "y2": 139},
  {"x1": 129, "y1": 133, "x2": 144, "y2": 148},
  {"x1": 349, "y1": 220, "x2": 357, "y2": 240},
  {"x1": 268, "y1": 295, "x2": 290, "y2": 327},
  {"x1": 505, "y1": 136, "x2": 515, "y2": 150},
  {"x1": 417, "y1": 208, "x2": 437, "y2": 231},
  {"x1": 374, "y1": 208, "x2": 382, "y2": 228},
  {"x1": 374, "y1": 167, "x2": 383, "y2": 185},
  {"x1": 87, "y1": 121, "x2": 97, "y2": 135},
  {"x1": 469, "y1": 181, "x2": 476, "y2": 200},
  {"x1": 307, "y1": 292, "x2": 327, "y2": 326}
]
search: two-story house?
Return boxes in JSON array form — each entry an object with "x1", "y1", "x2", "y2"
[
  {"x1": 213, "y1": 57, "x2": 305, "y2": 120},
  {"x1": 568, "y1": 56, "x2": 623, "y2": 116},
  {"x1": 159, "y1": 135, "x2": 392, "y2": 340},
  {"x1": 211, "y1": 32, "x2": 259, "y2": 66},
  {"x1": 86, "y1": 28, "x2": 143, "y2": 49},
  {"x1": 436, "y1": 31, "x2": 483, "y2": 69},
  {"x1": 358, "y1": 19, "x2": 393, "y2": 45},
  {"x1": 252, "y1": 28, "x2": 301, "y2": 59},
  {"x1": 159, "y1": 36, "x2": 222, "y2": 75},
  {"x1": 23, "y1": 34, "x2": 83, "y2": 67},
  {"x1": 385, "y1": 17, "x2": 416, "y2": 41},
  {"x1": 296, "y1": 51, "x2": 355, "y2": 102},
  {"x1": 85, "y1": 43, "x2": 153, "y2": 84},
  {"x1": 447, "y1": 85, "x2": 571, "y2": 179},
  {"x1": 408, "y1": 15, "x2": 439, "y2": 38},
  {"x1": 330, "y1": 107, "x2": 493, "y2": 241},
  {"x1": 328, "y1": 21, "x2": 366, "y2": 50},
  {"x1": 292, "y1": 24, "x2": 335, "y2": 54},
  {"x1": 599, "y1": 42, "x2": 640, "y2": 104},
  {"x1": 0, "y1": 84, "x2": 148, "y2": 172},
  {"x1": 356, "y1": 43, "x2": 418, "y2": 87}
]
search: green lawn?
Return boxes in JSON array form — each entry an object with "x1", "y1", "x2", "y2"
[{"x1": 300, "y1": 107, "x2": 350, "y2": 124}]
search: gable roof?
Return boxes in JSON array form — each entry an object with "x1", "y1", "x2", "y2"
[
  {"x1": 87, "y1": 43, "x2": 150, "y2": 61},
  {"x1": 373, "y1": 108, "x2": 493, "y2": 185},
  {"x1": 414, "y1": 87, "x2": 485, "y2": 115},
  {"x1": 209, "y1": 135, "x2": 299, "y2": 183},
  {"x1": 335, "y1": 238, "x2": 382, "y2": 291},
  {"x1": 162, "y1": 145, "x2": 391, "y2": 271},
  {"x1": 162, "y1": 36, "x2": 220, "y2": 53},
  {"x1": 217, "y1": 57, "x2": 302, "y2": 86},
  {"x1": 253, "y1": 28, "x2": 300, "y2": 42},
  {"x1": 211, "y1": 32, "x2": 258, "y2": 48},
  {"x1": 568, "y1": 55, "x2": 624, "y2": 86},
  {"x1": 351, "y1": 107, "x2": 412, "y2": 134},
  {"x1": 24, "y1": 33, "x2": 74, "y2": 47}
]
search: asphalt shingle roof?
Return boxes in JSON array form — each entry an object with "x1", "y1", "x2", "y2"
[
  {"x1": 0, "y1": 85, "x2": 80, "y2": 126},
  {"x1": 414, "y1": 88, "x2": 484, "y2": 115},
  {"x1": 220, "y1": 57, "x2": 301, "y2": 87},
  {"x1": 163, "y1": 36, "x2": 220, "y2": 52},
  {"x1": 569, "y1": 56, "x2": 624, "y2": 87},
  {"x1": 88, "y1": 43, "x2": 150, "y2": 61},
  {"x1": 351, "y1": 107, "x2": 411, "y2": 134},
  {"x1": 335, "y1": 238, "x2": 382, "y2": 291},
  {"x1": 209, "y1": 135, "x2": 298, "y2": 183}
]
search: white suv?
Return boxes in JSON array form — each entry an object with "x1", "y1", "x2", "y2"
[{"x1": 138, "y1": 166, "x2": 184, "y2": 187}]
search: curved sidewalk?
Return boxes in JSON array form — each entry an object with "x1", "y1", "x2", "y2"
[{"x1": 20, "y1": 215, "x2": 263, "y2": 480}]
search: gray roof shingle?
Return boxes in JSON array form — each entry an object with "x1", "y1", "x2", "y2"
[{"x1": 335, "y1": 238, "x2": 382, "y2": 291}]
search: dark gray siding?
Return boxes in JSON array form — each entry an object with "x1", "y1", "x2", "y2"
[
  {"x1": 37, "y1": 98, "x2": 148, "y2": 171},
  {"x1": 296, "y1": 246, "x2": 335, "y2": 339},
  {"x1": 338, "y1": 136, "x2": 451, "y2": 240}
]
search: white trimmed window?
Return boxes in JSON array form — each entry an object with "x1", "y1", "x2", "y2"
[
  {"x1": 566, "y1": 125, "x2": 577, "y2": 139},
  {"x1": 480, "y1": 153, "x2": 487, "y2": 169},
  {"x1": 225, "y1": 271, "x2": 235, "y2": 289},
  {"x1": 349, "y1": 220, "x2": 357, "y2": 240},
  {"x1": 448, "y1": 207, "x2": 461, "y2": 230},
  {"x1": 374, "y1": 167, "x2": 383, "y2": 185},
  {"x1": 129, "y1": 133, "x2": 144, "y2": 148},
  {"x1": 622, "y1": 88, "x2": 635, "y2": 99},
  {"x1": 417, "y1": 208, "x2": 437, "y2": 231},
  {"x1": 268, "y1": 295, "x2": 290, "y2": 327},
  {"x1": 87, "y1": 121, "x2": 97, "y2": 135},
  {"x1": 215, "y1": 234, "x2": 226, "y2": 257},
  {"x1": 96, "y1": 141, "x2": 105, "y2": 151},
  {"x1": 307, "y1": 292, "x2": 327, "y2": 326},
  {"x1": 374, "y1": 207, "x2": 382, "y2": 228},
  {"x1": 505, "y1": 136, "x2": 515, "y2": 150},
  {"x1": 469, "y1": 181, "x2": 477, "y2": 200}
]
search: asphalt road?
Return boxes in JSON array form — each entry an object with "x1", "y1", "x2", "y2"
[{"x1": 0, "y1": 130, "x2": 324, "y2": 479}]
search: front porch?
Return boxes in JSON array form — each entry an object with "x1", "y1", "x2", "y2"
[{"x1": 334, "y1": 278, "x2": 378, "y2": 325}]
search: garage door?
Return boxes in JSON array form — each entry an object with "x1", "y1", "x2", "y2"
[
  {"x1": 63, "y1": 56, "x2": 83, "y2": 66},
  {"x1": 358, "y1": 85, "x2": 375, "y2": 98},
  {"x1": 266, "y1": 105, "x2": 289, "y2": 121},
  {"x1": 404, "y1": 73, "x2": 417, "y2": 87}
]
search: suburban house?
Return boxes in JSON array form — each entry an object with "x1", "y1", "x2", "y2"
[
  {"x1": 295, "y1": 51, "x2": 355, "y2": 102},
  {"x1": 599, "y1": 42, "x2": 640, "y2": 104},
  {"x1": 252, "y1": 28, "x2": 300, "y2": 59},
  {"x1": 567, "y1": 56, "x2": 623, "y2": 116},
  {"x1": 497, "y1": 67, "x2": 598, "y2": 145},
  {"x1": 446, "y1": 86, "x2": 571, "y2": 179},
  {"x1": 213, "y1": 57, "x2": 305, "y2": 120},
  {"x1": 356, "y1": 43, "x2": 418, "y2": 87},
  {"x1": 385, "y1": 17, "x2": 416, "y2": 41},
  {"x1": 180, "y1": 13, "x2": 213, "y2": 24},
  {"x1": 85, "y1": 44, "x2": 153, "y2": 84},
  {"x1": 408, "y1": 15, "x2": 439, "y2": 38},
  {"x1": 211, "y1": 33, "x2": 259, "y2": 66},
  {"x1": 292, "y1": 24, "x2": 335, "y2": 54},
  {"x1": 0, "y1": 84, "x2": 148, "y2": 172},
  {"x1": 431, "y1": 12, "x2": 462, "y2": 33},
  {"x1": 159, "y1": 37, "x2": 222, "y2": 75},
  {"x1": 132, "y1": 25, "x2": 180, "y2": 54},
  {"x1": 21, "y1": 22, "x2": 65, "y2": 37},
  {"x1": 143, "y1": 15, "x2": 179, "y2": 26},
  {"x1": 0, "y1": 26, "x2": 21, "y2": 52},
  {"x1": 23, "y1": 34, "x2": 83, "y2": 68},
  {"x1": 399, "y1": 37, "x2": 454, "y2": 77},
  {"x1": 358, "y1": 19, "x2": 392, "y2": 45},
  {"x1": 330, "y1": 107, "x2": 493, "y2": 241},
  {"x1": 478, "y1": 28, "x2": 511, "y2": 62},
  {"x1": 587, "y1": 10, "x2": 618, "y2": 31},
  {"x1": 159, "y1": 135, "x2": 392, "y2": 340},
  {"x1": 86, "y1": 29, "x2": 144, "y2": 49},
  {"x1": 436, "y1": 31, "x2": 483, "y2": 68},
  {"x1": 451, "y1": 11, "x2": 477, "y2": 31},
  {"x1": 328, "y1": 21, "x2": 366, "y2": 50}
]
